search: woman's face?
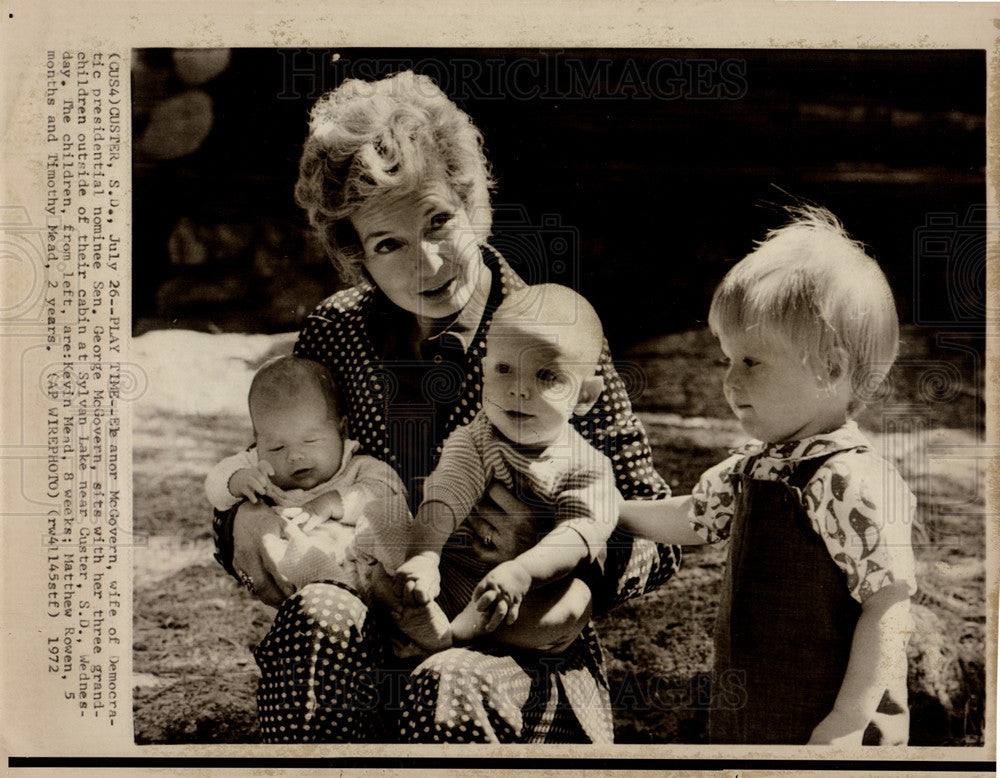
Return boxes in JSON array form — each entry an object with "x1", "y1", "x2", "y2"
[{"x1": 350, "y1": 182, "x2": 487, "y2": 321}]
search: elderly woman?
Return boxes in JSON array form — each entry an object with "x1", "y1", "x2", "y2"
[{"x1": 213, "y1": 70, "x2": 681, "y2": 743}]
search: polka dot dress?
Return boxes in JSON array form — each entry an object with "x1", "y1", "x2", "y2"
[
  {"x1": 255, "y1": 582, "x2": 388, "y2": 742},
  {"x1": 218, "y1": 246, "x2": 683, "y2": 743},
  {"x1": 400, "y1": 621, "x2": 615, "y2": 743}
]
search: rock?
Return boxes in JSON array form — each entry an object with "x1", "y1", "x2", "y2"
[
  {"x1": 908, "y1": 603, "x2": 962, "y2": 715},
  {"x1": 906, "y1": 602, "x2": 983, "y2": 744},
  {"x1": 134, "y1": 672, "x2": 173, "y2": 689},
  {"x1": 173, "y1": 49, "x2": 231, "y2": 86},
  {"x1": 167, "y1": 217, "x2": 208, "y2": 267},
  {"x1": 137, "y1": 90, "x2": 214, "y2": 160}
]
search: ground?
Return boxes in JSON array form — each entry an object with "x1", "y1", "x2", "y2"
[{"x1": 132, "y1": 327, "x2": 987, "y2": 746}]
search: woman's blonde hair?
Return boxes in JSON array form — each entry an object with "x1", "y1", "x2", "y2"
[
  {"x1": 708, "y1": 205, "x2": 900, "y2": 414},
  {"x1": 294, "y1": 70, "x2": 495, "y2": 282}
]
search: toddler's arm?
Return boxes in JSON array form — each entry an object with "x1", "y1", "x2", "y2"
[
  {"x1": 620, "y1": 453, "x2": 745, "y2": 546},
  {"x1": 617, "y1": 494, "x2": 705, "y2": 546},
  {"x1": 808, "y1": 580, "x2": 912, "y2": 745},
  {"x1": 799, "y1": 449, "x2": 917, "y2": 744}
]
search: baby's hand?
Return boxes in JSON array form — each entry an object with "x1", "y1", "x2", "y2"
[
  {"x1": 228, "y1": 462, "x2": 275, "y2": 503},
  {"x1": 394, "y1": 553, "x2": 440, "y2": 606},
  {"x1": 807, "y1": 707, "x2": 869, "y2": 746},
  {"x1": 472, "y1": 560, "x2": 532, "y2": 626},
  {"x1": 299, "y1": 491, "x2": 344, "y2": 524}
]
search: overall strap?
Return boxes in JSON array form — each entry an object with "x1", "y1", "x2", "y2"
[{"x1": 785, "y1": 445, "x2": 868, "y2": 491}]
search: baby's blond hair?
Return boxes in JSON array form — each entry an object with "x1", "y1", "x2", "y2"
[
  {"x1": 708, "y1": 206, "x2": 899, "y2": 414},
  {"x1": 490, "y1": 283, "x2": 605, "y2": 373}
]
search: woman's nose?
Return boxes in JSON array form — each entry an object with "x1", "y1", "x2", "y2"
[{"x1": 416, "y1": 238, "x2": 446, "y2": 275}]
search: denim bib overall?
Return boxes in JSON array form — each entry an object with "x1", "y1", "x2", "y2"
[{"x1": 708, "y1": 453, "x2": 903, "y2": 744}]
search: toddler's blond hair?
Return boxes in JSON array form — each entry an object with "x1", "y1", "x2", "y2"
[{"x1": 708, "y1": 206, "x2": 899, "y2": 414}]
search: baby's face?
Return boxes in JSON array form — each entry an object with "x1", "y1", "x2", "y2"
[
  {"x1": 481, "y1": 331, "x2": 592, "y2": 447},
  {"x1": 253, "y1": 392, "x2": 344, "y2": 490}
]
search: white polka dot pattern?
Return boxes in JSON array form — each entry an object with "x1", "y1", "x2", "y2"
[{"x1": 254, "y1": 583, "x2": 387, "y2": 743}]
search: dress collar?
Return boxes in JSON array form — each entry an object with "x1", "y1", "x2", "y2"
[
  {"x1": 367, "y1": 244, "x2": 510, "y2": 358},
  {"x1": 423, "y1": 258, "x2": 493, "y2": 352},
  {"x1": 731, "y1": 420, "x2": 870, "y2": 462}
]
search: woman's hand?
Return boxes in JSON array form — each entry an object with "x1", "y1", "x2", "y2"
[
  {"x1": 465, "y1": 483, "x2": 546, "y2": 563},
  {"x1": 231, "y1": 500, "x2": 294, "y2": 607}
]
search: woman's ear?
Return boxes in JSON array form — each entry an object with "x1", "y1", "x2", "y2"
[{"x1": 573, "y1": 375, "x2": 604, "y2": 417}]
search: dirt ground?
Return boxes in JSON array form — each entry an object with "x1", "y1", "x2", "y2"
[{"x1": 132, "y1": 326, "x2": 987, "y2": 746}]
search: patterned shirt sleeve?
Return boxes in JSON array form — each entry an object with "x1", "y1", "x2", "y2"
[
  {"x1": 689, "y1": 453, "x2": 745, "y2": 544},
  {"x1": 420, "y1": 420, "x2": 488, "y2": 532},
  {"x1": 799, "y1": 451, "x2": 918, "y2": 603}
]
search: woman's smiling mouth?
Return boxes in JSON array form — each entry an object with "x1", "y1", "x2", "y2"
[{"x1": 420, "y1": 278, "x2": 455, "y2": 297}]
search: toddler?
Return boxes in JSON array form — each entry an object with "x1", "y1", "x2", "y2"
[
  {"x1": 205, "y1": 355, "x2": 411, "y2": 600},
  {"x1": 395, "y1": 283, "x2": 617, "y2": 653},
  {"x1": 620, "y1": 206, "x2": 916, "y2": 745}
]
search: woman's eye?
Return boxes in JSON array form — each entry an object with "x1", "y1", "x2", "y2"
[
  {"x1": 537, "y1": 369, "x2": 564, "y2": 385},
  {"x1": 374, "y1": 238, "x2": 402, "y2": 255},
  {"x1": 267, "y1": 446, "x2": 284, "y2": 453},
  {"x1": 429, "y1": 212, "x2": 453, "y2": 230},
  {"x1": 495, "y1": 363, "x2": 511, "y2": 374},
  {"x1": 743, "y1": 357, "x2": 758, "y2": 368}
]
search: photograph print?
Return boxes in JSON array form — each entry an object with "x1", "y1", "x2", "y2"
[{"x1": 129, "y1": 48, "x2": 987, "y2": 749}]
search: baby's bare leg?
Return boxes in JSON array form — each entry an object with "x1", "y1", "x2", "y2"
[
  {"x1": 394, "y1": 602, "x2": 453, "y2": 653},
  {"x1": 371, "y1": 565, "x2": 453, "y2": 653},
  {"x1": 453, "y1": 577, "x2": 593, "y2": 654}
]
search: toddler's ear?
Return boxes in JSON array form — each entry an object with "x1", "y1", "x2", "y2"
[
  {"x1": 825, "y1": 346, "x2": 850, "y2": 382},
  {"x1": 573, "y1": 375, "x2": 604, "y2": 417},
  {"x1": 820, "y1": 346, "x2": 851, "y2": 386}
]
